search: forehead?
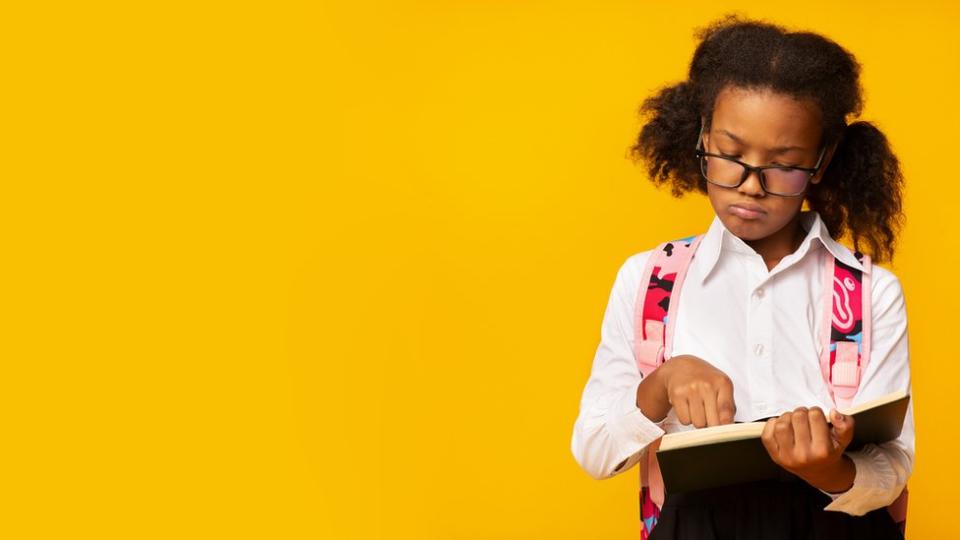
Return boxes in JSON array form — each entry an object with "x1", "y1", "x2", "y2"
[{"x1": 710, "y1": 86, "x2": 822, "y2": 150}]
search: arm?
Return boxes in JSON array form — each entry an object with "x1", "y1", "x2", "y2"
[
  {"x1": 570, "y1": 253, "x2": 667, "y2": 480},
  {"x1": 571, "y1": 252, "x2": 739, "y2": 479}
]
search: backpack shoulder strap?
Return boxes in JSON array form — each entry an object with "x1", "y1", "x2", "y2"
[
  {"x1": 632, "y1": 233, "x2": 703, "y2": 537},
  {"x1": 818, "y1": 251, "x2": 908, "y2": 535},
  {"x1": 818, "y1": 250, "x2": 872, "y2": 411},
  {"x1": 632, "y1": 234, "x2": 704, "y2": 378}
]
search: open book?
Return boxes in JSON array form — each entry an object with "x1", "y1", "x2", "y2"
[{"x1": 655, "y1": 389, "x2": 910, "y2": 494}]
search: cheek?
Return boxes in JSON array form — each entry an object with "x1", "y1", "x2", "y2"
[
  {"x1": 705, "y1": 183, "x2": 727, "y2": 210},
  {"x1": 767, "y1": 199, "x2": 806, "y2": 223}
]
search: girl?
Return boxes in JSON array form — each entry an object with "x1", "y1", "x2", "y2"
[{"x1": 571, "y1": 14, "x2": 913, "y2": 540}]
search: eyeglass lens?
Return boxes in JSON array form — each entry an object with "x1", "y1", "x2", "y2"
[{"x1": 700, "y1": 155, "x2": 808, "y2": 195}]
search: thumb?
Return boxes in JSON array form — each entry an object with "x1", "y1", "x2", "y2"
[{"x1": 830, "y1": 408, "x2": 855, "y2": 450}]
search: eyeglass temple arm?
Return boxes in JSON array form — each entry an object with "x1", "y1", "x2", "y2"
[{"x1": 695, "y1": 118, "x2": 705, "y2": 151}]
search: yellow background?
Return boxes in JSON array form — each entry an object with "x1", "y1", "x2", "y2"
[{"x1": 5, "y1": 1, "x2": 957, "y2": 538}]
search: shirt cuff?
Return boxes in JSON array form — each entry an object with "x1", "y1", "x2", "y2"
[
  {"x1": 606, "y1": 381, "x2": 667, "y2": 475},
  {"x1": 818, "y1": 485, "x2": 848, "y2": 501},
  {"x1": 821, "y1": 446, "x2": 901, "y2": 515}
]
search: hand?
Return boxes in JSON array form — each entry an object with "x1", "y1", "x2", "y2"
[
  {"x1": 761, "y1": 407, "x2": 856, "y2": 492},
  {"x1": 659, "y1": 354, "x2": 736, "y2": 428}
]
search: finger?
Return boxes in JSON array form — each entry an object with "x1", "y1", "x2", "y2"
[
  {"x1": 792, "y1": 407, "x2": 812, "y2": 448},
  {"x1": 716, "y1": 381, "x2": 736, "y2": 424},
  {"x1": 674, "y1": 395, "x2": 691, "y2": 425},
  {"x1": 702, "y1": 386, "x2": 720, "y2": 427},
  {"x1": 774, "y1": 413, "x2": 795, "y2": 456},
  {"x1": 689, "y1": 392, "x2": 707, "y2": 428},
  {"x1": 761, "y1": 417, "x2": 780, "y2": 459},
  {"x1": 808, "y1": 407, "x2": 831, "y2": 460}
]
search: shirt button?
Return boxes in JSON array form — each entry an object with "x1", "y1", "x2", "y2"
[
  {"x1": 754, "y1": 343, "x2": 765, "y2": 356},
  {"x1": 754, "y1": 288, "x2": 765, "y2": 299}
]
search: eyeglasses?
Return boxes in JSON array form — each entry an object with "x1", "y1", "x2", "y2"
[{"x1": 693, "y1": 121, "x2": 827, "y2": 197}]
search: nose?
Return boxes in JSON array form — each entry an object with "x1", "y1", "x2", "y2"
[{"x1": 738, "y1": 168, "x2": 766, "y2": 197}]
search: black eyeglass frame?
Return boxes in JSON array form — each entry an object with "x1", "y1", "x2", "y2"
[{"x1": 693, "y1": 120, "x2": 827, "y2": 197}]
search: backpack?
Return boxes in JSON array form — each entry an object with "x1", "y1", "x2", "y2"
[{"x1": 632, "y1": 234, "x2": 910, "y2": 539}]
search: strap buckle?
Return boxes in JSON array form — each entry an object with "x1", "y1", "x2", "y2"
[{"x1": 636, "y1": 320, "x2": 666, "y2": 377}]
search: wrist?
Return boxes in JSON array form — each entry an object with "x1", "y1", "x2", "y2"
[
  {"x1": 636, "y1": 363, "x2": 672, "y2": 422},
  {"x1": 805, "y1": 454, "x2": 856, "y2": 493}
]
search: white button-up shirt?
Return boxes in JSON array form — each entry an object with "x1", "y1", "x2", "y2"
[{"x1": 571, "y1": 210, "x2": 914, "y2": 516}]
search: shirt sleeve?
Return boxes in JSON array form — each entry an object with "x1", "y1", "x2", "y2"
[
  {"x1": 571, "y1": 252, "x2": 668, "y2": 480},
  {"x1": 819, "y1": 266, "x2": 915, "y2": 516}
]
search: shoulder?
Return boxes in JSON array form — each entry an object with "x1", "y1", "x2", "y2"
[
  {"x1": 614, "y1": 245, "x2": 661, "y2": 288},
  {"x1": 869, "y1": 263, "x2": 902, "y2": 292},
  {"x1": 606, "y1": 246, "x2": 661, "y2": 307},
  {"x1": 868, "y1": 262, "x2": 907, "y2": 315}
]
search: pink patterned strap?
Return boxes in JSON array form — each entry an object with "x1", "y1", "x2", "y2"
[
  {"x1": 833, "y1": 341, "x2": 861, "y2": 389},
  {"x1": 664, "y1": 235, "x2": 704, "y2": 359},
  {"x1": 647, "y1": 438, "x2": 665, "y2": 507},
  {"x1": 635, "y1": 320, "x2": 665, "y2": 378},
  {"x1": 818, "y1": 256, "x2": 835, "y2": 390},
  {"x1": 819, "y1": 252, "x2": 908, "y2": 532},
  {"x1": 634, "y1": 242, "x2": 667, "y2": 378},
  {"x1": 639, "y1": 483, "x2": 660, "y2": 540},
  {"x1": 633, "y1": 234, "x2": 703, "y2": 536},
  {"x1": 819, "y1": 252, "x2": 871, "y2": 411},
  {"x1": 860, "y1": 254, "x2": 873, "y2": 386},
  {"x1": 632, "y1": 235, "x2": 703, "y2": 377}
]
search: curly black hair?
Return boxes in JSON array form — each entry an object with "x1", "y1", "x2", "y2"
[{"x1": 629, "y1": 13, "x2": 904, "y2": 264}]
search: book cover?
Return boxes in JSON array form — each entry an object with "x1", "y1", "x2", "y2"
[{"x1": 655, "y1": 390, "x2": 910, "y2": 494}]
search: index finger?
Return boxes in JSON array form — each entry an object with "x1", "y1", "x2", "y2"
[{"x1": 702, "y1": 386, "x2": 721, "y2": 426}]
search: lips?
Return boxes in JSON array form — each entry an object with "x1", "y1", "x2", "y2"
[{"x1": 729, "y1": 203, "x2": 766, "y2": 220}]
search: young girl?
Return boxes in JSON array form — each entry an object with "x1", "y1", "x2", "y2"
[{"x1": 571, "y1": 14, "x2": 913, "y2": 540}]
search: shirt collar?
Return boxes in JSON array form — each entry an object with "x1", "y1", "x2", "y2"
[{"x1": 696, "y1": 209, "x2": 869, "y2": 283}]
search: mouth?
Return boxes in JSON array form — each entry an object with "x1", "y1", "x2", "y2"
[{"x1": 729, "y1": 203, "x2": 766, "y2": 220}]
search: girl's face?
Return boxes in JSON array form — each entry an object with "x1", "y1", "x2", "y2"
[{"x1": 702, "y1": 85, "x2": 836, "y2": 244}]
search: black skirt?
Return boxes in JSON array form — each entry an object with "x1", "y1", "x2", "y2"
[{"x1": 648, "y1": 477, "x2": 904, "y2": 540}]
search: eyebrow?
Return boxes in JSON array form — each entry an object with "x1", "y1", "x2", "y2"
[{"x1": 719, "y1": 129, "x2": 806, "y2": 154}]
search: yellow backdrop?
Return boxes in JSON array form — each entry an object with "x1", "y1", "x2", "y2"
[{"x1": 6, "y1": 1, "x2": 956, "y2": 538}]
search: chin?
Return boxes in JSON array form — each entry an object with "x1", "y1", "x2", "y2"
[{"x1": 720, "y1": 214, "x2": 771, "y2": 240}]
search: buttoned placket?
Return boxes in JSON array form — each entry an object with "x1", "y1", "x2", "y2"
[{"x1": 746, "y1": 254, "x2": 775, "y2": 418}]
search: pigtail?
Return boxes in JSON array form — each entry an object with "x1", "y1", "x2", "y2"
[
  {"x1": 629, "y1": 81, "x2": 705, "y2": 198},
  {"x1": 807, "y1": 121, "x2": 905, "y2": 264}
]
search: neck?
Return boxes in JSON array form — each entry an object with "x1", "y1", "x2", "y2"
[{"x1": 745, "y1": 212, "x2": 807, "y2": 269}]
